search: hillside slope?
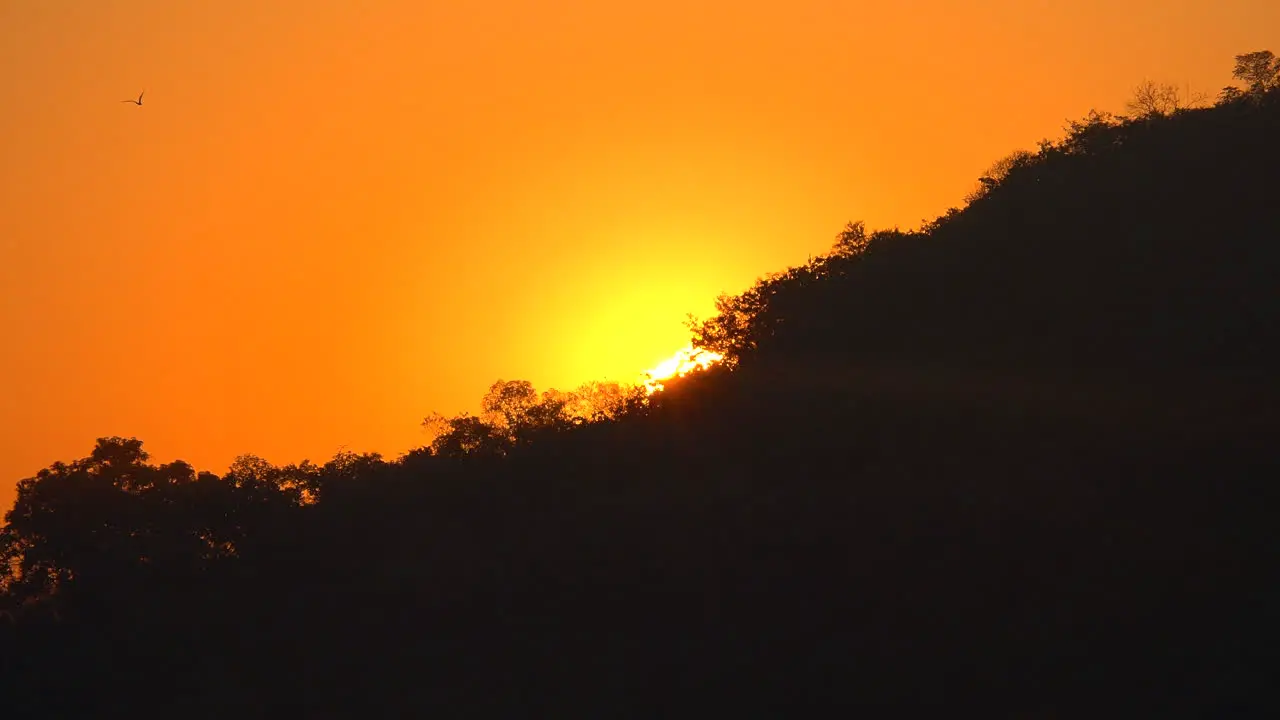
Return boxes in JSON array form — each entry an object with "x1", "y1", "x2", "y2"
[{"x1": 3, "y1": 82, "x2": 1278, "y2": 718}]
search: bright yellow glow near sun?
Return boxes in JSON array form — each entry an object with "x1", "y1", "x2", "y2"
[{"x1": 642, "y1": 346, "x2": 724, "y2": 394}]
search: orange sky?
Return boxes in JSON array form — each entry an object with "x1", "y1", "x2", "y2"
[{"x1": 1, "y1": 1, "x2": 1275, "y2": 508}]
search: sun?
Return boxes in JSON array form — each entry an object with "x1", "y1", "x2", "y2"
[{"x1": 642, "y1": 345, "x2": 724, "y2": 394}]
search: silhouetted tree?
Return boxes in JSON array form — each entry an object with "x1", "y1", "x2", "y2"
[
  {"x1": 421, "y1": 378, "x2": 650, "y2": 458},
  {"x1": 3, "y1": 48, "x2": 1277, "y2": 718},
  {"x1": 966, "y1": 149, "x2": 1036, "y2": 202},
  {"x1": 423, "y1": 412, "x2": 512, "y2": 457},
  {"x1": 832, "y1": 220, "x2": 870, "y2": 256},
  {"x1": 480, "y1": 379, "x2": 542, "y2": 430},
  {"x1": 1233, "y1": 50, "x2": 1280, "y2": 94},
  {"x1": 1124, "y1": 79, "x2": 1205, "y2": 117},
  {"x1": 559, "y1": 380, "x2": 648, "y2": 422}
]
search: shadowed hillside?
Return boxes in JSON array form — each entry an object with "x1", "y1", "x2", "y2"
[{"x1": 3, "y1": 54, "x2": 1278, "y2": 717}]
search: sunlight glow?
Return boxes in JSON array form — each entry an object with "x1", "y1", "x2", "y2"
[
  {"x1": 4, "y1": 0, "x2": 1274, "y2": 510},
  {"x1": 642, "y1": 346, "x2": 724, "y2": 394}
]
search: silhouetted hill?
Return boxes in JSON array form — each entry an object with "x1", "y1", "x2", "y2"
[
  {"x1": 3, "y1": 67, "x2": 1278, "y2": 717},
  {"x1": 697, "y1": 97, "x2": 1280, "y2": 374}
]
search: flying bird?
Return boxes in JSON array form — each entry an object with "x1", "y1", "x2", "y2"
[{"x1": 121, "y1": 91, "x2": 144, "y2": 106}]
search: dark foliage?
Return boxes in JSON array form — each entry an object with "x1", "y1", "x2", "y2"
[{"x1": 3, "y1": 56, "x2": 1278, "y2": 717}]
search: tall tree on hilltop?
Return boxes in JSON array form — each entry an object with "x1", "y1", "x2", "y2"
[{"x1": 1233, "y1": 50, "x2": 1280, "y2": 94}]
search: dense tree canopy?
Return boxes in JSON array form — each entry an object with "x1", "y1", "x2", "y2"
[{"x1": 3, "y1": 51, "x2": 1277, "y2": 717}]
